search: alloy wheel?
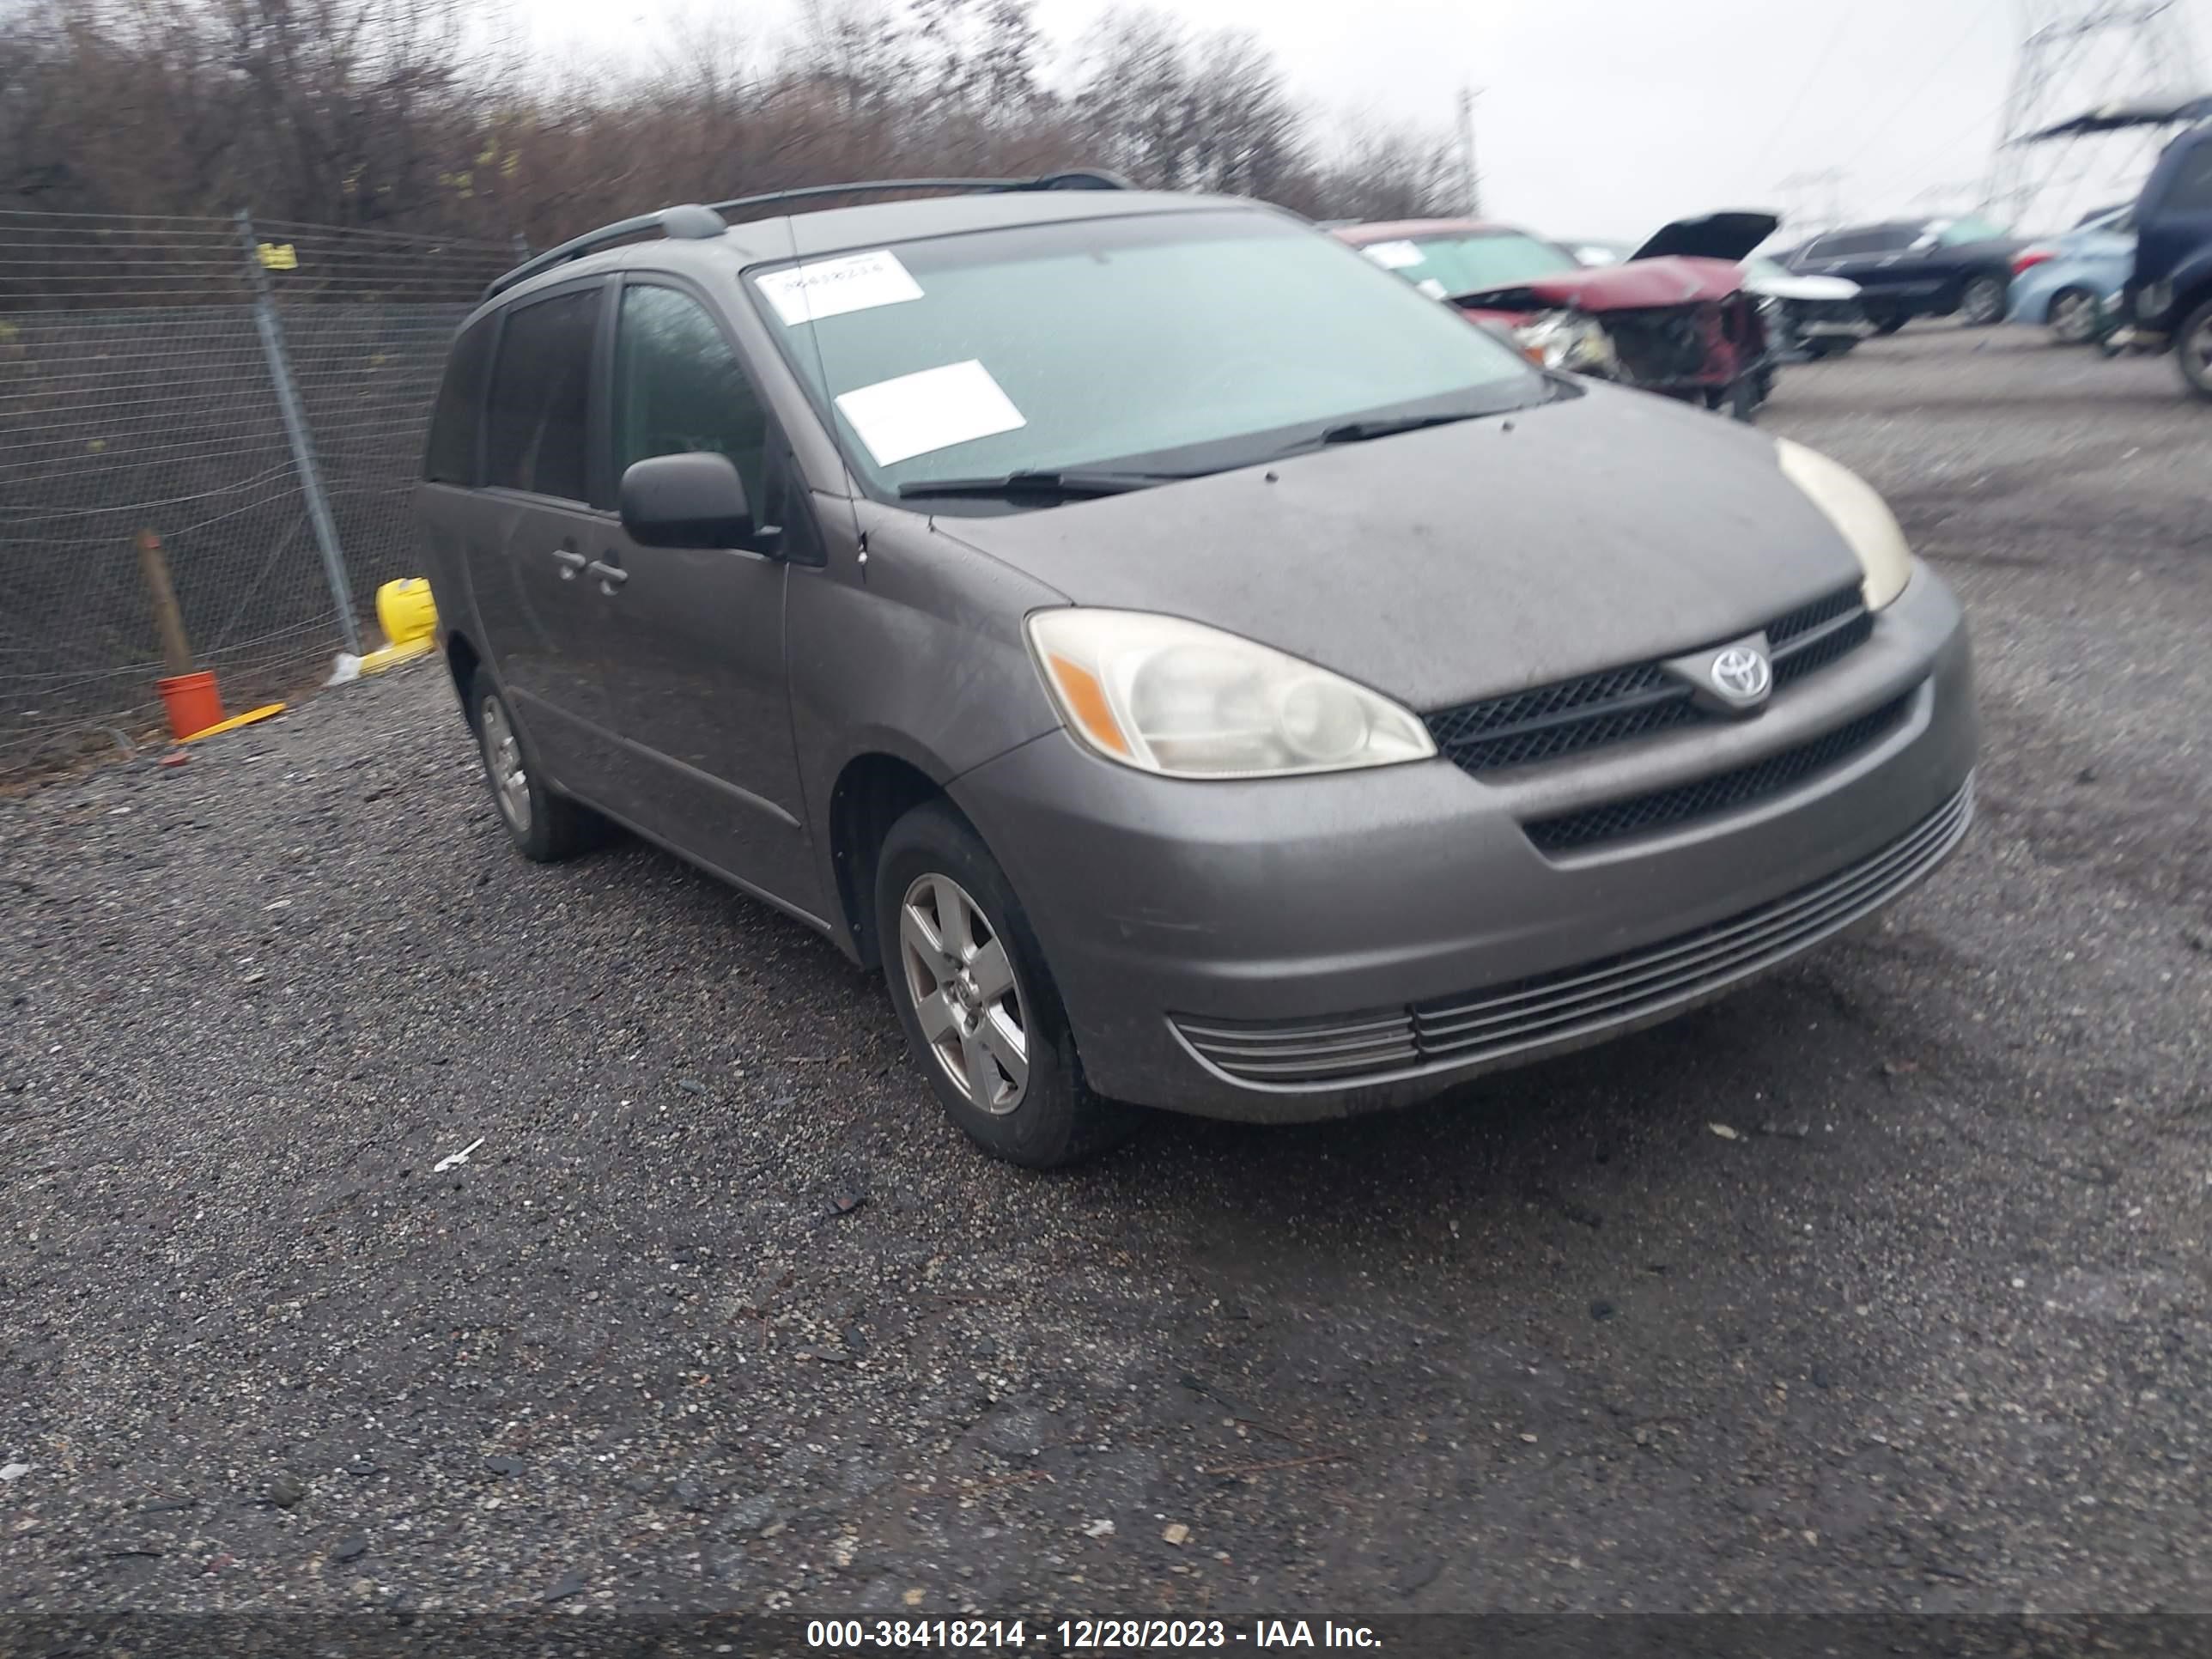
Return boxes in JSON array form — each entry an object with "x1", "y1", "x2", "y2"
[
  {"x1": 2048, "y1": 290, "x2": 2095, "y2": 343},
  {"x1": 2186, "y1": 311, "x2": 2212, "y2": 392},
  {"x1": 1960, "y1": 277, "x2": 2004, "y2": 325},
  {"x1": 481, "y1": 694, "x2": 531, "y2": 836},
  {"x1": 898, "y1": 873, "x2": 1029, "y2": 1115}
]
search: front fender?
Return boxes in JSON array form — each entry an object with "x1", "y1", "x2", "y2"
[{"x1": 2160, "y1": 245, "x2": 2212, "y2": 325}]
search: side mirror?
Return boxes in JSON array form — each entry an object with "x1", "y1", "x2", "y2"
[{"x1": 618, "y1": 452, "x2": 752, "y2": 549}]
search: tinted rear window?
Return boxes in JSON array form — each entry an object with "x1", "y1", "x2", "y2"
[
  {"x1": 484, "y1": 289, "x2": 598, "y2": 501},
  {"x1": 424, "y1": 316, "x2": 494, "y2": 485}
]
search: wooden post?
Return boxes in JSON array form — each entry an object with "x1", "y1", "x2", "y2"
[{"x1": 135, "y1": 528, "x2": 196, "y2": 680}]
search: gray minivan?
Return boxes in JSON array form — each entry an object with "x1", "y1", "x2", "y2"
[{"x1": 415, "y1": 174, "x2": 1977, "y2": 1166}]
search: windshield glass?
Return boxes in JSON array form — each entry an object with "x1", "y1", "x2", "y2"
[
  {"x1": 750, "y1": 210, "x2": 1542, "y2": 500},
  {"x1": 1743, "y1": 256, "x2": 1790, "y2": 282},
  {"x1": 1355, "y1": 230, "x2": 1582, "y2": 295}
]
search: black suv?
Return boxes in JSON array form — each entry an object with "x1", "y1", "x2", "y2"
[
  {"x1": 2126, "y1": 121, "x2": 2212, "y2": 399},
  {"x1": 1784, "y1": 216, "x2": 2027, "y2": 331}
]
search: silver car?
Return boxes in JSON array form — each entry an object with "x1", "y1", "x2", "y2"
[{"x1": 415, "y1": 173, "x2": 1978, "y2": 1166}]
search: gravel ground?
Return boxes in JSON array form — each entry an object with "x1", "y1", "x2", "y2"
[{"x1": 3, "y1": 327, "x2": 2209, "y2": 1621}]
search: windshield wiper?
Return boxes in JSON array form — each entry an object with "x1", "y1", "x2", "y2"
[
  {"x1": 1316, "y1": 411, "x2": 1488, "y2": 445},
  {"x1": 897, "y1": 468, "x2": 1187, "y2": 501}
]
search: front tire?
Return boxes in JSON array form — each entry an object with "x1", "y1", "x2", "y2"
[
  {"x1": 2177, "y1": 298, "x2": 2212, "y2": 403},
  {"x1": 1869, "y1": 308, "x2": 1908, "y2": 337},
  {"x1": 2047, "y1": 288, "x2": 2097, "y2": 344},
  {"x1": 1959, "y1": 274, "x2": 2007, "y2": 326},
  {"x1": 875, "y1": 799, "x2": 1138, "y2": 1168},
  {"x1": 471, "y1": 678, "x2": 604, "y2": 863}
]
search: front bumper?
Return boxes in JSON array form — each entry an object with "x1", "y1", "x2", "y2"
[{"x1": 953, "y1": 567, "x2": 1977, "y2": 1121}]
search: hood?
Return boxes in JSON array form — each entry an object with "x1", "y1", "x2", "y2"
[
  {"x1": 931, "y1": 386, "x2": 1864, "y2": 712},
  {"x1": 1452, "y1": 254, "x2": 1747, "y2": 314},
  {"x1": 1632, "y1": 211, "x2": 1781, "y2": 263},
  {"x1": 1743, "y1": 268, "x2": 1859, "y2": 301}
]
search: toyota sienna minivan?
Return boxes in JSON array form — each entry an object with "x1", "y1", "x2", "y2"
[{"x1": 415, "y1": 173, "x2": 1978, "y2": 1167}]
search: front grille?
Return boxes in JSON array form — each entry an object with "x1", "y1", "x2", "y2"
[
  {"x1": 1526, "y1": 690, "x2": 1916, "y2": 854},
  {"x1": 1172, "y1": 775, "x2": 1972, "y2": 1090},
  {"x1": 1770, "y1": 587, "x2": 1876, "y2": 688},
  {"x1": 1423, "y1": 663, "x2": 1694, "y2": 771},
  {"x1": 1607, "y1": 303, "x2": 1723, "y2": 383},
  {"x1": 1768, "y1": 586, "x2": 1860, "y2": 647},
  {"x1": 1423, "y1": 584, "x2": 1872, "y2": 776}
]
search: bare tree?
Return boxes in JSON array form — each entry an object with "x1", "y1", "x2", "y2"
[{"x1": 1, "y1": 0, "x2": 1456, "y2": 244}]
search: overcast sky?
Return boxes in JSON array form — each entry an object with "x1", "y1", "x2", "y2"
[{"x1": 522, "y1": 0, "x2": 2210, "y2": 238}]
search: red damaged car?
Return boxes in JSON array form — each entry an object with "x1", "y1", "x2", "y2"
[{"x1": 1334, "y1": 212, "x2": 1777, "y2": 420}]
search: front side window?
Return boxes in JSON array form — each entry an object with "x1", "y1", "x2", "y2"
[
  {"x1": 484, "y1": 289, "x2": 597, "y2": 502},
  {"x1": 749, "y1": 210, "x2": 1544, "y2": 506},
  {"x1": 613, "y1": 285, "x2": 772, "y2": 513},
  {"x1": 1814, "y1": 231, "x2": 1877, "y2": 258}
]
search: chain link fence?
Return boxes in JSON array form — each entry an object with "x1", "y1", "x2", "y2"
[{"x1": 0, "y1": 210, "x2": 514, "y2": 772}]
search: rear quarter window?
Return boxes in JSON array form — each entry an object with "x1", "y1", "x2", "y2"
[
  {"x1": 483, "y1": 289, "x2": 599, "y2": 502},
  {"x1": 424, "y1": 316, "x2": 495, "y2": 485}
]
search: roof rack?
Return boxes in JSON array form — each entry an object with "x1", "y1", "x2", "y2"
[{"x1": 483, "y1": 168, "x2": 1133, "y2": 300}]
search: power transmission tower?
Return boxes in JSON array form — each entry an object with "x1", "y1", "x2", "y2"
[
  {"x1": 1457, "y1": 85, "x2": 1483, "y2": 219},
  {"x1": 1983, "y1": 0, "x2": 2203, "y2": 228}
]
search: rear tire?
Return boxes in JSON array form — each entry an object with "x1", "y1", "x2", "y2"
[
  {"x1": 874, "y1": 799, "x2": 1139, "y2": 1169},
  {"x1": 1959, "y1": 274, "x2": 2007, "y2": 326},
  {"x1": 2177, "y1": 298, "x2": 2212, "y2": 403},
  {"x1": 471, "y1": 677, "x2": 604, "y2": 863}
]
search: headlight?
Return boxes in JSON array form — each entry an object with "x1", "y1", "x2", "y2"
[
  {"x1": 1514, "y1": 310, "x2": 1619, "y2": 374},
  {"x1": 1026, "y1": 610, "x2": 1436, "y2": 779},
  {"x1": 1773, "y1": 438, "x2": 1911, "y2": 610}
]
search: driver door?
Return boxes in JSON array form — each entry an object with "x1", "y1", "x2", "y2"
[{"x1": 588, "y1": 277, "x2": 818, "y2": 912}]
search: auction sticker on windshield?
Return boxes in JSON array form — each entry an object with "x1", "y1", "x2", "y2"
[
  {"x1": 755, "y1": 250, "x2": 924, "y2": 325},
  {"x1": 834, "y1": 360, "x2": 1026, "y2": 466},
  {"x1": 1361, "y1": 240, "x2": 1423, "y2": 270}
]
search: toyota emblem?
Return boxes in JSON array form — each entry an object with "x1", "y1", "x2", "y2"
[{"x1": 1709, "y1": 645, "x2": 1772, "y2": 703}]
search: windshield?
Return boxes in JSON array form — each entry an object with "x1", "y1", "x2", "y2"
[
  {"x1": 1354, "y1": 230, "x2": 1582, "y2": 296},
  {"x1": 1743, "y1": 256, "x2": 1790, "y2": 282},
  {"x1": 750, "y1": 210, "x2": 1543, "y2": 502},
  {"x1": 1936, "y1": 215, "x2": 2008, "y2": 246}
]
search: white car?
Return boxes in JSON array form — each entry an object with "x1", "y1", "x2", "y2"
[{"x1": 1741, "y1": 256, "x2": 1874, "y2": 360}]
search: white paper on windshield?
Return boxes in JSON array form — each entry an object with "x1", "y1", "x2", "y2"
[
  {"x1": 754, "y1": 249, "x2": 923, "y2": 326},
  {"x1": 1362, "y1": 240, "x2": 1423, "y2": 270},
  {"x1": 835, "y1": 360, "x2": 1026, "y2": 466},
  {"x1": 1416, "y1": 277, "x2": 1448, "y2": 299}
]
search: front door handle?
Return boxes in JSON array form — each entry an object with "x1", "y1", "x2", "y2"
[
  {"x1": 585, "y1": 557, "x2": 629, "y2": 592},
  {"x1": 550, "y1": 548, "x2": 586, "y2": 580}
]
